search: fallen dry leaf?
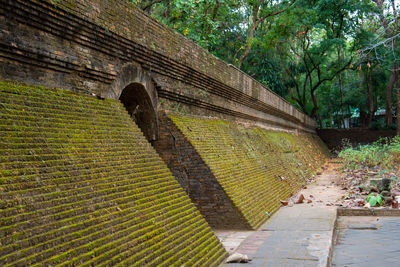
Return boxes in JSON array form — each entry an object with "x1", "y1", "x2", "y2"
[
  {"x1": 280, "y1": 200, "x2": 288, "y2": 206},
  {"x1": 296, "y1": 194, "x2": 305, "y2": 204}
]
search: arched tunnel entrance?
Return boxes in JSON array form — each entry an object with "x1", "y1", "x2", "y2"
[
  {"x1": 119, "y1": 82, "x2": 158, "y2": 142},
  {"x1": 112, "y1": 65, "x2": 250, "y2": 229}
]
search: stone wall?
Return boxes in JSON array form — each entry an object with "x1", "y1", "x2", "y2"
[
  {"x1": 317, "y1": 129, "x2": 397, "y2": 151},
  {"x1": 0, "y1": 0, "x2": 316, "y2": 133}
]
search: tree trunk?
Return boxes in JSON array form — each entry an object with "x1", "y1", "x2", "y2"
[
  {"x1": 141, "y1": 0, "x2": 164, "y2": 13},
  {"x1": 164, "y1": 0, "x2": 171, "y2": 19},
  {"x1": 360, "y1": 110, "x2": 368, "y2": 128},
  {"x1": 310, "y1": 90, "x2": 318, "y2": 118},
  {"x1": 339, "y1": 72, "x2": 345, "y2": 128},
  {"x1": 358, "y1": 63, "x2": 367, "y2": 127},
  {"x1": 367, "y1": 68, "x2": 374, "y2": 126},
  {"x1": 374, "y1": 0, "x2": 397, "y2": 127},
  {"x1": 397, "y1": 84, "x2": 400, "y2": 136},
  {"x1": 317, "y1": 114, "x2": 323, "y2": 129},
  {"x1": 204, "y1": 1, "x2": 220, "y2": 46},
  {"x1": 237, "y1": 4, "x2": 260, "y2": 68},
  {"x1": 338, "y1": 48, "x2": 345, "y2": 128},
  {"x1": 385, "y1": 70, "x2": 395, "y2": 126},
  {"x1": 392, "y1": 0, "x2": 399, "y2": 135},
  {"x1": 396, "y1": 66, "x2": 400, "y2": 135}
]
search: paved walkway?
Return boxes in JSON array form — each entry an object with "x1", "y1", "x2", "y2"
[
  {"x1": 332, "y1": 216, "x2": 400, "y2": 267},
  {"x1": 219, "y1": 161, "x2": 344, "y2": 267}
]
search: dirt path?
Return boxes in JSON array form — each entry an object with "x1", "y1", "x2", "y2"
[{"x1": 294, "y1": 161, "x2": 345, "y2": 207}]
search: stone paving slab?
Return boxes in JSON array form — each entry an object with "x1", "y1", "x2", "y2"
[
  {"x1": 332, "y1": 216, "x2": 400, "y2": 267},
  {"x1": 222, "y1": 205, "x2": 337, "y2": 267}
]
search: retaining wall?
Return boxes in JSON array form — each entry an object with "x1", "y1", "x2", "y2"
[
  {"x1": 0, "y1": 0, "x2": 316, "y2": 132},
  {"x1": 154, "y1": 113, "x2": 331, "y2": 229},
  {"x1": 317, "y1": 128, "x2": 396, "y2": 151},
  {"x1": 0, "y1": 82, "x2": 226, "y2": 266}
]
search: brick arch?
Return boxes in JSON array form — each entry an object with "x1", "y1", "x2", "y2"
[{"x1": 108, "y1": 62, "x2": 159, "y2": 141}]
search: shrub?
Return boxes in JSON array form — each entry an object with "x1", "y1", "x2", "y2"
[{"x1": 338, "y1": 137, "x2": 400, "y2": 170}]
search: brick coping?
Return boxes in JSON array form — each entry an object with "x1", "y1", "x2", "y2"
[{"x1": 337, "y1": 207, "x2": 400, "y2": 217}]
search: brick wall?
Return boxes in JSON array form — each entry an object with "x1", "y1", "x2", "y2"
[
  {"x1": 153, "y1": 112, "x2": 251, "y2": 229},
  {"x1": 155, "y1": 113, "x2": 330, "y2": 230},
  {"x1": 0, "y1": 0, "x2": 316, "y2": 133},
  {"x1": 0, "y1": 81, "x2": 227, "y2": 266},
  {"x1": 317, "y1": 128, "x2": 396, "y2": 151}
]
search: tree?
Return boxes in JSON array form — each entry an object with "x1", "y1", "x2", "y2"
[
  {"x1": 234, "y1": 0, "x2": 297, "y2": 68},
  {"x1": 359, "y1": 0, "x2": 400, "y2": 133},
  {"x1": 268, "y1": 0, "x2": 369, "y2": 118},
  {"x1": 130, "y1": 0, "x2": 399, "y2": 131},
  {"x1": 372, "y1": 0, "x2": 397, "y2": 126}
]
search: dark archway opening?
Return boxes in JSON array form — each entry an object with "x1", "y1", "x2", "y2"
[{"x1": 119, "y1": 83, "x2": 158, "y2": 142}]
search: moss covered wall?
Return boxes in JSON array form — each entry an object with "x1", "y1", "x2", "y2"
[
  {"x1": 156, "y1": 113, "x2": 330, "y2": 229},
  {"x1": 0, "y1": 82, "x2": 226, "y2": 266},
  {"x1": 153, "y1": 113, "x2": 252, "y2": 229},
  {"x1": 0, "y1": 0, "x2": 316, "y2": 132}
]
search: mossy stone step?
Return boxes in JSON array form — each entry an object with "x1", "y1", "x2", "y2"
[
  {"x1": 71, "y1": 204, "x2": 200, "y2": 266},
  {"x1": 0, "y1": 138, "x2": 149, "y2": 149},
  {"x1": 115, "y1": 217, "x2": 208, "y2": 267},
  {"x1": 0, "y1": 188, "x2": 185, "y2": 249},
  {"x1": 1, "y1": 196, "x2": 193, "y2": 266},
  {"x1": 0, "y1": 173, "x2": 174, "y2": 217},
  {"x1": 0, "y1": 113, "x2": 131, "y2": 129},
  {"x1": 0, "y1": 124, "x2": 139, "y2": 136},
  {"x1": 0, "y1": 105, "x2": 131, "y2": 126},
  {"x1": 0, "y1": 131, "x2": 144, "y2": 143},
  {"x1": 0, "y1": 83, "x2": 115, "y2": 107},
  {"x1": 0, "y1": 156, "x2": 163, "y2": 179},
  {"x1": 0, "y1": 91, "x2": 125, "y2": 116},
  {"x1": 0, "y1": 148, "x2": 158, "y2": 163},
  {"x1": 0, "y1": 98, "x2": 128, "y2": 120},
  {"x1": 0, "y1": 132, "x2": 147, "y2": 142},
  {"x1": 35, "y1": 199, "x2": 196, "y2": 266},
  {"x1": 122, "y1": 217, "x2": 207, "y2": 266},
  {"x1": 0, "y1": 119, "x2": 134, "y2": 133},
  {"x1": 0, "y1": 145, "x2": 149, "y2": 157},
  {"x1": 0, "y1": 153, "x2": 162, "y2": 171},
  {"x1": 1, "y1": 160, "x2": 166, "y2": 186}
]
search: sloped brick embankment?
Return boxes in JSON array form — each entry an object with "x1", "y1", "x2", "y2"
[
  {"x1": 161, "y1": 114, "x2": 330, "y2": 229},
  {"x1": 0, "y1": 82, "x2": 226, "y2": 266}
]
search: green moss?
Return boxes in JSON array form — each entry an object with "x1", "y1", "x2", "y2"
[
  {"x1": 0, "y1": 82, "x2": 225, "y2": 266},
  {"x1": 169, "y1": 114, "x2": 330, "y2": 229}
]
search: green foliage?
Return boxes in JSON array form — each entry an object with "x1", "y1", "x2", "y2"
[
  {"x1": 243, "y1": 51, "x2": 287, "y2": 96},
  {"x1": 366, "y1": 193, "x2": 383, "y2": 207},
  {"x1": 129, "y1": 0, "x2": 399, "y2": 130},
  {"x1": 339, "y1": 137, "x2": 400, "y2": 170}
]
